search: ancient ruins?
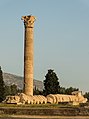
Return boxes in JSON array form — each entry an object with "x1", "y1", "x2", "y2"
[
  {"x1": 4, "y1": 15, "x2": 87, "y2": 105},
  {"x1": 47, "y1": 91, "x2": 87, "y2": 105},
  {"x1": 4, "y1": 91, "x2": 87, "y2": 105},
  {"x1": 21, "y1": 15, "x2": 36, "y2": 96}
]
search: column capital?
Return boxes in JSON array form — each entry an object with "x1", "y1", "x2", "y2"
[{"x1": 21, "y1": 15, "x2": 36, "y2": 28}]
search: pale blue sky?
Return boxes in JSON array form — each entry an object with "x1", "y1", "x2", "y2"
[{"x1": 0, "y1": 0, "x2": 89, "y2": 92}]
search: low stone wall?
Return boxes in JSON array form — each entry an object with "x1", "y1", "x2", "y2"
[{"x1": 0, "y1": 107, "x2": 89, "y2": 116}]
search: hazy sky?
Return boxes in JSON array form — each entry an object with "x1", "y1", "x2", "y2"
[{"x1": 0, "y1": 0, "x2": 89, "y2": 92}]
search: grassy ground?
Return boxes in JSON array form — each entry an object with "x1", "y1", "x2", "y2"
[
  {"x1": 0, "y1": 103, "x2": 89, "y2": 117},
  {"x1": 0, "y1": 103, "x2": 78, "y2": 109}
]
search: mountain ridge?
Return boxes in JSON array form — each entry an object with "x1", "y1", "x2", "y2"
[{"x1": 3, "y1": 72, "x2": 43, "y2": 91}]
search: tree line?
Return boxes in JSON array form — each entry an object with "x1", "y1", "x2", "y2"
[{"x1": 0, "y1": 67, "x2": 89, "y2": 102}]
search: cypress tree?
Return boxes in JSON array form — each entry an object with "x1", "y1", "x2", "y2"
[
  {"x1": 0, "y1": 66, "x2": 5, "y2": 102},
  {"x1": 43, "y1": 69, "x2": 60, "y2": 96}
]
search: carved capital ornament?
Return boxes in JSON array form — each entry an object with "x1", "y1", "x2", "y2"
[{"x1": 21, "y1": 15, "x2": 36, "y2": 28}]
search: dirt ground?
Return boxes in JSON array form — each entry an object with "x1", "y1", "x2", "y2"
[{"x1": 0, "y1": 115, "x2": 89, "y2": 119}]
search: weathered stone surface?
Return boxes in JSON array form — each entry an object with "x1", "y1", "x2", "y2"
[
  {"x1": 3, "y1": 91, "x2": 87, "y2": 105},
  {"x1": 22, "y1": 15, "x2": 36, "y2": 96},
  {"x1": 3, "y1": 95, "x2": 20, "y2": 104},
  {"x1": 4, "y1": 93, "x2": 47, "y2": 104},
  {"x1": 46, "y1": 91, "x2": 87, "y2": 105},
  {"x1": 18, "y1": 93, "x2": 33, "y2": 104},
  {"x1": 33, "y1": 95, "x2": 47, "y2": 104}
]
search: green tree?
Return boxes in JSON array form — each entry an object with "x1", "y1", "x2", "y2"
[
  {"x1": 4, "y1": 85, "x2": 22, "y2": 97},
  {"x1": 17, "y1": 88, "x2": 22, "y2": 93},
  {"x1": 59, "y1": 87, "x2": 66, "y2": 94},
  {"x1": 10, "y1": 84, "x2": 18, "y2": 95},
  {"x1": 84, "y1": 92, "x2": 89, "y2": 101},
  {"x1": 0, "y1": 66, "x2": 5, "y2": 102},
  {"x1": 65, "y1": 87, "x2": 79, "y2": 95},
  {"x1": 43, "y1": 69, "x2": 60, "y2": 96},
  {"x1": 33, "y1": 86, "x2": 43, "y2": 95},
  {"x1": 4, "y1": 85, "x2": 11, "y2": 97}
]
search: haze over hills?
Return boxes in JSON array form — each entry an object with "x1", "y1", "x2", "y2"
[{"x1": 3, "y1": 72, "x2": 43, "y2": 91}]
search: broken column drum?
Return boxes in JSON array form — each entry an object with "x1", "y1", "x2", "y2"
[{"x1": 22, "y1": 15, "x2": 36, "y2": 96}]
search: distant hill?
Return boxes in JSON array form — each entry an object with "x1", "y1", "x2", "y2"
[{"x1": 3, "y1": 73, "x2": 43, "y2": 91}]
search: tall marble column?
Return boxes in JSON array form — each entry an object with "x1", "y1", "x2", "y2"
[{"x1": 22, "y1": 15, "x2": 36, "y2": 96}]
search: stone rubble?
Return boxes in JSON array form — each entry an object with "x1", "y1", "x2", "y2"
[{"x1": 3, "y1": 91, "x2": 87, "y2": 105}]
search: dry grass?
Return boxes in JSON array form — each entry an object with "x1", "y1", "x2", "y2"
[{"x1": 0, "y1": 103, "x2": 78, "y2": 109}]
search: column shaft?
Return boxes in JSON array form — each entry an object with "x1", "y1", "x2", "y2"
[
  {"x1": 22, "y1": 15, "x2": 36, "y2": 96},
  {"x1": 24, "y1": 27, "x2": 34, "y2": 96}
]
